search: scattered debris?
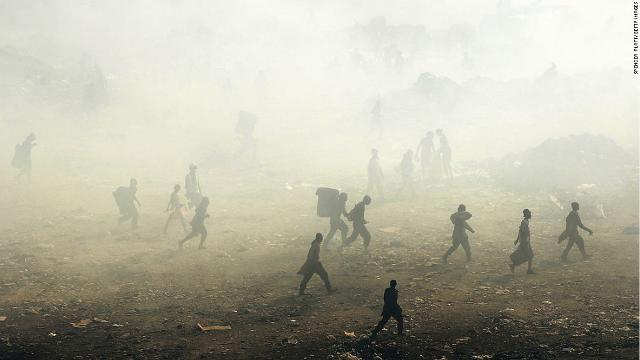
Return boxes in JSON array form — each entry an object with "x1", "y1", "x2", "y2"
[
  {"x1": 70, "y1": 319, "x2": 92, "y2": 328},
  {"x1": 197, "y1": 323, "x2": 232, "y2": 332},
  {"x1": 549, "y1": 194, "x2": 563, "y2": 210},
  {"x1": 341, "y1": 352, "x2": 362, "y2": 360},
  {"x1": 378, "y1": 227, "x2": 401, "y2": 234}
]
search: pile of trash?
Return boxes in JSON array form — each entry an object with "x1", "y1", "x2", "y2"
[{"x1": 487, "y1": 134, "x2": 636, "y2": 191}]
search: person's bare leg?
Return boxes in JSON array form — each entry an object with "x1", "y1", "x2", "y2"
[
  {"x1": 163, "y1": 216, "x2": 172, "y2": 234},
  {"x1": 198, "y1": 228, "x2": 208, "y2": 249},
  {"x1": 179, "y1": 232, "x2": 196, "y2": 249},
  {"x1": 527, "y1": 259, "x2": 534, "y2": 274},
  {"x1": 179, "y1": 213, "x2": 188, "y2": 233}
]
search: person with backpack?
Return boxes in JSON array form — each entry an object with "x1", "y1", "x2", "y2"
[{"x1": 113, "y1": 178, "x2": 141, "y2": 229}]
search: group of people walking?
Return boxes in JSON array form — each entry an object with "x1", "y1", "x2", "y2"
[
  {"x1": 367, "y1": 128, "x2": 453, "y2": 201},
  {"x1": 11, "y1": 131, "x2": 598, "y2": 341},
  {"x1": 113, "y1": 163, "x2": 212, "y2": 249},
  {"x1": 299, "y1": 197, "x2": 594, "y2": 338}
]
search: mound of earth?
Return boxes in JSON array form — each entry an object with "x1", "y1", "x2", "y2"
[{"x1": 488, "y1": 134, "x2": 636, "y2": 191}]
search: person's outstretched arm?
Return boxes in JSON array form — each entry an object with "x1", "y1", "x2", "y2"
[{"x1": 464, "y1": 222, "x2": 475, "y2": 233}]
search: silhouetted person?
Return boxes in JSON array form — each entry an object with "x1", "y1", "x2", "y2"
[
  {"x1": 559, "y1": 202, "x2": 593, "y2": 261},
  {"x1": 179, "y1": 197, "x2": 210, "y2": 249},
  {"x1": 297, "y1": 233, "x2": 334, "y2": 296},
  {"x1": 371, "y1": 280, "x2": 403, "y2": 338},
  {"x1": 396, "y1": 150, "x2": 415, "y2": 198},
  {"x1": 185, "y1": 163, "x2": 203, "y2": 209},
  {"x1": 510, "y1": 209, "x2": 534, "y2": 274},
  {"x1": 367, "y1": 149, "x2": 384, "y2": 200},
  {"x1": 415, "y1": 131, "x2": 435, "y2": 181},
  {"x1": 114, "y1": 178, "x2": 140, "y2": 229},
  {"x1": 443, "y1": 204, "x2": 474, "y2": 264},
  {"x1": 343, "y1": 195, "x2": 372, "y2": 251},
  {"x1": 325, "y1": 192, "x2": 349, "y2": 247},
  {"x1": 164, "y1": 184, "x2": 187, "y2": 234},
  {"x1": 13, "y1": 133, "x2": 36, "y2": 182},
  {"x1": 436, "y1": 129, "x2": 452, "y2": 179}
]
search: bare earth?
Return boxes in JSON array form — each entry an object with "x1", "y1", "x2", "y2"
[{"x1": 0, "y1": 172, "x2": 637, "y2": 359}]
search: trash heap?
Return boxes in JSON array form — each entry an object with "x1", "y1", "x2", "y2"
[{"x1": 488, "y1": 134, "x2": 636, "y2": 191}]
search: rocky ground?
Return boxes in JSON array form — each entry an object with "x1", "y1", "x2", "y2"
[{"x1": 0, "y1": 173, "x2": 637, "y2": 359}]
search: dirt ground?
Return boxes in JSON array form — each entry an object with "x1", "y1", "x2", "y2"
[{"x1": 0, "y1": 169, "x2": 638, "y2": 359}]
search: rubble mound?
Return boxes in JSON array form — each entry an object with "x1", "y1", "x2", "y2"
[
  {"x1": 489, "y1": 134, "x2": 636, "y2": 190},
  {"x1": 413, "y1": 72, "x2": 460, "y2": 100}
]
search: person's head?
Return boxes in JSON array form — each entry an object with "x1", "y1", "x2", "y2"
[
  {"x1": 173, "y1": 184, "x2": 181, "y2": 192},
  {"x1": 339, "y1": 192, "x2": 348, "y2": 201},
  {"x1": 458, "y1": 204, "x2": 466, "y2": 212},
  {"x1": 390, "y1": 279, "x2": 397, "y2": 288},
  {"x1": 130, "y1": 178, "x2": 138, "y2": 187},
  {"x1": 405, "y1": 149, "x2": 413, "y2": 157},
  {"x1": 523, "y1": 208, "x2": 532, "y2": 219},
  {"x1": 314, "y1": 232, "x2": 323, "y2": 243},
  {"x1": 27, "y1": 132, "x2": 36, "y2": 141},
  {"x1": 427, "y1": 131, "x2": 433, "y2": 138},
  {"x1": 571, "y1": 202, "x2": 579, "y2": 211},
  {"x1": 371, "y1": 148, "x2": 378, "y2": 157},
  {"x1": 189, "y1": 163, "x2": 198, "y2": 172},
  {"x1": 201, "y1": 197, "x2": 210, "y2": 207},
  {"x1": 436, "y1": 128, "x2": 443, "y2": 136},
  {"x1": 363, "y1": 195, "x2": 372, "y2": 205}
]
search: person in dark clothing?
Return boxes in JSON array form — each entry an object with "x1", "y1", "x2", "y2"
[
  {"x1": 164, "y1": 184, "x2": 187, "y2": 234},
  {"x1": 559, "y1": 202, "x2": 593, "y2": 261},
  {"x1": 297, "y1": 233, "x2": 334, "y2": 296},
  {"x1": 396, "y1": 150, "x2": 415, "y2": 198},
  {"x1": 415, "y1": 131, "x2": 435, "y2": 181},
  {"x1": 325, "y1": 192, "x2": 349, "y2": 247},
  {"x1": 371, "y1": 280, "x2": 403, "y2": 338},
  {"x1": 442, "y1": 204, "x2": 474, "y2": 264},
  {"x1": 510, "y1": 209, "x2": 534, "y2": 274},
  {"x1": 367, "y1": 149, "x2": 385, "y2": 200},
  {"x1": 114, "y1": 178, "x2": 140, "y2": 228},
  {"x1": 343, "y1": 195, "x2": 372, "y2": 250},
  {"x1": 436, "y1": 129, "x2": 452, "y2": 180},
  {"x1": 13, "y1": 133, "x2": 36, "y2": 182},
  {"x1": 179, "y1": 197, "x2": 210, "y2": 249}
]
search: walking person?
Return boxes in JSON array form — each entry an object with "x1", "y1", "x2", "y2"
[
  {"x1": 510, "y1": 209, "x2": 534, "y2": 274},
  {"x1": 559, "y1": 202, "x2": 593, "y2": 261},
  {"x1": 179, "y1": 197, "x2": 210, "y2": 249},
  {"x1": 343, "y1": 195, "x2": 372, "y2": 251},
  {"x1": 442, "y1": 204, "x2": 474, "y2": 264},
  {"x1": 436, "y1": 129, "x2": 452, "y2": 180},
  {"x1": 297, "y1": 233, "x2": 334, "y2": 296},
  {"x1": 367, "y1": 149, "x2": 385, "y2": 200},
  {"x1": 371, "y1": 280, "x2": 403, "y2": 338},
  {"x1": 164, "y1": 184, "x2": 188, "y2": 234}
]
